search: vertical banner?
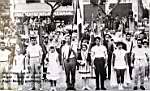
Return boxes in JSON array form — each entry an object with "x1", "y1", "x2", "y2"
[{"x1": 77, "y1": 0, "x2": 84, "y2": 43}]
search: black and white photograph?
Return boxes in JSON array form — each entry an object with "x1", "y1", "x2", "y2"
[{"x1": 0, "y1": 0, "x2": 150, "y2": 91}]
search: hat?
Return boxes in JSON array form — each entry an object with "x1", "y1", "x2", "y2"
[
  {"x1": 138, "y1": 26, "x2": 145, "y2": 30},
  {"x1": 143, "y1": 39, "x2": 148, "y2": 44},
  {"x1": 105, "y1": 33, "x2": 112, "y2": 38},
  {"x1": 81, "y1": 44, "x2": 88, "y2": 49},
  {"x1": 126, "y1": 32, "x2": 131, "y2": 36},
  {"x1": 21, "y1": 35, "x2": 29, "y2": 39},
  {"x1": 116, "y1": 41, "x2": 125, "y2": 46},
  {"x1": 0, "y1": 41, "x2": 5, "y2": 44},
  {"x1": 143, "y1": 18, "x2": 148, "y2": 21},
  {"x1": 43, "y1": 34, "x2": 49, "y2": 38},
  {"x1": 138, "y1": 22, "x2": 142, "y2": 26},
  {"x1": 94, "y1": 36, "x2": 101, "y2": 41},
  {"x1": 30, "y1": 34, "x2": 37, "y2": 39},
  {"x1": 137, "y1": 38, "x2": 142, "y2": 43},
  {"x1": 64, "y1": 34, "x2": 71, "y2": 38}
]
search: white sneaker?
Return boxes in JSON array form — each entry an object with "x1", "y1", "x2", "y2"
[
  {"x1": 85, "y1": 86, "x2": 91, "y2": 90},
  {"x1": 119, "y1": 84, "x2": 124, "y2": 90},
  {"x1": 118, "y1": 84, "x2": 121, "y2": 90},
  {"x1": 51, "y1": 87, "x2": 57, "y2": 91},
  {"x1": 50, "y1": 87, "x2": 54, "y2": 91},
  {"x1": 123, "y1": 83, "x2": 128, "y2": 87},
  {"x1": 144, "y1": 77, "x2": 148, "y2": 81},
  {"x1": 53, "y1": 87, "x2": 57, "y2": 91},
  {"x1": 82, "y1": 86, "x2": 90, "y2": 90},
  {"x1": 39, "y1": 88, "x2": 43, "y2": 90},
  {"x1": 82, "y1": 86, "x2": 86, "y2": 90},
  {"x1": 18, "y1": 86, "x2": 22, "y2": 90}
]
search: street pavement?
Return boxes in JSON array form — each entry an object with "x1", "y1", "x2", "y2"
[{"x1": 20, "y1": 70, "x2": 150, "y2": 91}]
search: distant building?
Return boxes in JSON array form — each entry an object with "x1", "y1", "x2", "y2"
[
  {"x1": 10, "y1": 0, "x2": 74, "y2": 24},
  {"x1": 105, "y1": 0, "x2": 149, "y2": 20},
  {"x1": 0, "y1": 0, "x2": 10, "y2": 17}
]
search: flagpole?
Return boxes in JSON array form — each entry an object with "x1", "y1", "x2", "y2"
[
  {"x1": 91, "y1": 13, "x2": 94, "y2": 32},
  {"x1": 149, "y1": 3, "x2": 150, "y2": 48},
  {"x1": 72, "y1": 0, "x2": 76, "y2": 33}
]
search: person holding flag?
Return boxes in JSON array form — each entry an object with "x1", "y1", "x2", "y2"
[{"x1": 61, "y1": 34, "x2": 77, "y2": 90}]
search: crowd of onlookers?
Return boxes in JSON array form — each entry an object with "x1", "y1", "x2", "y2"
[{"x1": 0, "y1": 12, "x2": 149, "y2": 91}]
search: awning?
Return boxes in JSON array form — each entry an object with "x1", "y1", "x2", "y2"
[
  {"x1": 14, "y1": 3, "x2": 74, "y2": 17},
  {"x1": 54, "y1": 6, "x2": 74, "y2": 16},
  {"x1": 14, "y1": 3, "x2": 52, "y2": 16}
]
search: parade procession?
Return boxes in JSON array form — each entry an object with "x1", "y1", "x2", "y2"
[{"x1": 0, "y1": 0, "x2": 150, "y2": 91}]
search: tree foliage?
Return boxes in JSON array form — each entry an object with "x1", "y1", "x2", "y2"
[{"x1": 45, "y1": 0, "x2": 62, "y2": 22}]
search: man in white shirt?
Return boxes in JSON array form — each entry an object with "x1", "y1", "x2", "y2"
[
  {"x1": 91, "y1": 37, "x2": 108, "y2": 90},
  {"x1": 0, "y1": 42, "x2": 11, "y2": 90},
  {"x1": 61, "y1": 35, "x2": 77, "y2": 90},
  {"x1": 26, "y1": 35, "x2": 43, "y2": 90},
  {"x1": 132, "y1": 39, "x2": 148, "y2": 90}
]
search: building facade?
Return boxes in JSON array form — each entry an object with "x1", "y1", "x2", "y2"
[
  {"x1": 10, "y1": 0, "x2": 74, "y2": 23},
  {"x1": 105, "y1": 0, "x2": 150, "y2": 20}
]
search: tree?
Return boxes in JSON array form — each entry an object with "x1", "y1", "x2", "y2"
[
  {"x1": 45, "y1": 0, "x2": 62, "y2": 22},
  {"x1": 108, "y1": 0, "x2": 121, "y2": 15}
]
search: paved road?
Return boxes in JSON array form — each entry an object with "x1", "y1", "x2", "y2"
[{"x1": 18, "y1": 70, "x2": 150, "y2": 91}]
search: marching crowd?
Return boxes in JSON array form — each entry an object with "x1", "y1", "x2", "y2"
[{"x1": 0, "y1": 13, "x2": 150, "y2": 91}]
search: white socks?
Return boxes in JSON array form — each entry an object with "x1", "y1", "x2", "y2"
[{"x1": 118, "y1": 84, "x2": 124, "y2": 90}]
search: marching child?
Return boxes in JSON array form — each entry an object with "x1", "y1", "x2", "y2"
[{"x1": 45, "y1": 44, "x2": 61, "y2": 91}]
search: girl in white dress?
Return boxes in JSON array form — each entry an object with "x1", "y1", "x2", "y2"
[
  {"x1": 112, "y1": 42, "x2": 128, "y2": 90},
  {"x1": 78, "y1": 44, "x2": 91, "y2": 90},
  {"x1": 12, "y1": 44, "x2": 25, "y2": 90},
  {"x1": 45, "y1": 44, "x2": 61, "y2": 91}
]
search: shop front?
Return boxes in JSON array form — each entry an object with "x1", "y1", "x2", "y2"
[{"x1": 14, "y1": 3, "x2": 74, "y2": 24}]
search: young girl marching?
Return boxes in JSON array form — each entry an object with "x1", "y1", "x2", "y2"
[
  {"x1": 78, "y1": 44, "x2": 91, "y2": 90},
  {"x1": 45, "y1": 44, "x2": 61, "y2": 91},
  {"x1": 112, "y1": 42, "x2": 128, "y2": 90},
  {"x1": 12, "y1": 44, "x2": 25, "y2": 90}
]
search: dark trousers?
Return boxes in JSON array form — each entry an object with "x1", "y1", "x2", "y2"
[
  {"x1": 107, "y1": 53, "x2": 113, "y2": 79},
  {"x1": 94, "y1": 58, "x2": 105, "y2": 89},
  {"x1": 17, "y1": 72, "x2": 24, "y2": 85},
  {"x1": 115, "y1": 69, "x2": 125, "y2": 84},
  {"x1": 42, "y1": 54, "x2": 47, "y2": 79},
  {"x1": 43, "y1": 68, "x2": 47, "y2": 79},
  {"x1": 64, "y1": 58, "x2": 76, "y2": 88},
  {"x1": 126, "y1": 53, "x2": 133, "y2": 80}
]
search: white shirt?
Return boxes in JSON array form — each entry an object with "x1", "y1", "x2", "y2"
[
  {"x1": 113, "y1": 49, "x2": 127, "y2": 69},
  {"x1": 0, "y1": 49, "x2": 11, "y2": 61},
  {"x1": 62, "y1": 44, "x2": 76, "y2": 60},
  {"x1": 26, "y1": 44, "x2": 43, "y2": 58},
  {"x1": 132, "y1": 47, "x2": 148, "y2": 67},
  {"x1": 91, "y1": 45, "x2": 107, "y2": 60},
  {"x1": 123, "y1": 39, "x2": 133, "y2": 52}
]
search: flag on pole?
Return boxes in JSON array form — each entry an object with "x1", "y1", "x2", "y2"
[
  {"x1": 138, "y1": 0, "x2": 144, "y2": 21},
  {"x1": 74, "y1": 0, "x2": 83, "y2": 43}
]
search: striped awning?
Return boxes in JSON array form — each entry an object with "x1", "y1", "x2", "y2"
[
  {"x1": 14, "y1": 3, "x2": 74, "y2": 17},
  {"x1": 14, "y1": 3, "x2": 52, "y2": 16}
]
